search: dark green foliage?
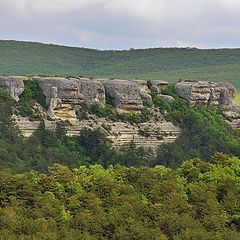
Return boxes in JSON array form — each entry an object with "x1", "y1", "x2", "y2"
[
  {"x1": 75, "y1": 128, "x2": 113, "y2": 165},
  {"x1": 18, "y1": 79, "x2": 47, "y2": 119},
  {"x1": 79, "y1": 103, "x2": 116, "y2": 119},
  {"x1": 154, "y1": 88, "x2": 240, "y2": 168},
  {"x1": 118, "y1": 107, "x2": 151, "y2": 124},
  {"x1": 0, "y1": 90, "x2": 14, "y2": 123},
  {"x1": 0, "y1": 91, "x2": 20, "y2": 143},
  {"x1": 79, "y1": 103, "x2": 151, "y2": 124},
  {"x1": 0, "y1": 40, "x2": 240, "y2": 89},
  {"x1": 0, "y1": 92, "x2": 153, "y2": 172},
  {"x1": 1, "y1": 156, "x2": 240, "y2": 239}
]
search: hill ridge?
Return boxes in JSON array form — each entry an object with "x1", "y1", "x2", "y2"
[{"x1": 0, "y1": 40, "x2": 240, "y2": 89}]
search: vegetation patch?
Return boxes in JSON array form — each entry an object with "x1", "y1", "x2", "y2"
[
  {"x1": 1, "y1": 154, "x2": 240, "y2": 239},
  {"x1": 18, "y1": 79, "x2": 47, "y2": 119},
  {"x1": 118, "y1": 107, "x2": 151, "y2": 124},
  {"x1": 78, "y1": 102, "x2": 151, "y2": 124},
  {"x1": 234, "y1": 92, "x2": 240, "y2": 104},
  {"x1": 152, "y1": 86, "x2": 240, "y2": 168}
]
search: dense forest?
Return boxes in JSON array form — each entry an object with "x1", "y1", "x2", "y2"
[
  {"x1": 1, "y1": 155, "x2": 240, "y2": 239},
  {"x1": 1, "y1": 40, "x2": 240, "y2": 89},
  {"x1": 0, "y1": 82, "x2": 240, "y2": 239}
]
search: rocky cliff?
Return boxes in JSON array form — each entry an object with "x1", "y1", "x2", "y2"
[
  {"x1": 175, "y1": 80, "x2": 240, "y2": 128},
  {"x1": 0, "y1": 76, "x2": 239, "y2": 148}
]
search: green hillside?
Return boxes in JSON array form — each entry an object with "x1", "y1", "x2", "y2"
[{"x1": 1, "y1": 40, "x2": 240, "y2": 89}]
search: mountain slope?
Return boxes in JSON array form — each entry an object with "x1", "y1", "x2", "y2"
[{"x1": 1, "y1": 40, "x2": 240, "y2": 88}]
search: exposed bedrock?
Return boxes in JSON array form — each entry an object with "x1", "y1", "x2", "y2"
[
  {"x1": 0, "y1": 76, "x2": 26, "y2": 101},
  {"x1": 1, "y1": 76, "x2": 240, "y2": 145},
  {"x1": 174, "y1": 80, "x2": 240, "y2": 129},
  {"x1": 148, "y1": 80, "x2": 168, "y2": 93},
  {"x1": 103, "y1": 79, "x2": 144, "y2": 112},
  {"x1": 174, "y1": 80, "x2": 236, "y2": 110},
  {"x1": 36, "y1": 77, "x2": 106, "y2": 119},
  {"x1": 14, "y1": 115, "x2": 181, "y2": 148}
]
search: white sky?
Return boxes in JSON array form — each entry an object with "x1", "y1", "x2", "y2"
[{"x1": 0, "y1": 0, "x2": 240, "y2": 49}]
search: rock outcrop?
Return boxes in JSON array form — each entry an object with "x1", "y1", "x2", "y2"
[
  {"x1": 148, "y1": 80, "x2": 168, "y2": 93},
  {"x1": 157, "y1": 94, "x2": 175, "y2": 102},
  {"x1": 14, "y1": 115, "x2": 181, "y2": 148},
  {"x1": 174, "y1": 80, "x2": 240, "y2": 129},
  {"x1": 0, "y1": 76, "x2": 26, "y2": 101},
  {"x1": 174, "y1": 80, "x2": 236, "y2": 110},
  {"x1": 36, "y1": 77, "x2": 105, "y2": 119},
  {"x1": 104, "y1": 80, "x2": 144, "y2": 112},
  {"x1": 1, "y1": 76, "x2": 239, "y2": 148}
]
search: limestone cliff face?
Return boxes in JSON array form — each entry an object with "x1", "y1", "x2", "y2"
[
  {"x1": 104, "y1": 80, "x2": 144, "y2": 113},
  {"x1": 36, "y1": 77, "x2": 106, "y2": 119},
  {"x1": 37, "y1": 77, "x2": 155, "y2": 117},
  {"x1": 0, "y1": 76, "x2": 239, "y2": 148},
  {"x1": 13, "y1": 115, "x2": 180, "y2": 148},
  {"x1": 174, "y1": 80, "x2": 236, "y2": 110},
  {"x1": 174, "y1": 80, "x2": 240, "y2": 128},
  {"x1": 0, "y1": 76, "x2": 26, "y2": 101},
  {"x1": 9, "y1": 76, "x2": 181, "y2": 148}
]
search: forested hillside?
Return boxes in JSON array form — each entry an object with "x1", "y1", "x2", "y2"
[
  {"x1": 0, "y1": 84, "x2": 239, "y2": 172},
  {"x1": 1, "y1": 156, "x2": 240, "y2": 239},
  {"x1": 1, "y1": 48, "x2": 240, "y2": 238},
  {"x1": 1, "y1": 40, "x2": 240, "y2": 89}
]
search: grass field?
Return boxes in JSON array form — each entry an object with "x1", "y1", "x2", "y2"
[
  {"x1": 235, "y1": 93, "x2": 240, "y2": 104},
  {"x1": 0, "y1": 40, "x2": 240, "y2": 89}
]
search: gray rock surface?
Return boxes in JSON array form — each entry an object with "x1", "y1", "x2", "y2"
[
  {"x1": 0, "y1": 76, "x2": 26, "y2": 101},
  {"x1": 132, "y1": 80, "x2": 149, "y2": 93},
  {"x1": 157, "y1": 94, "x2": 175, "y2": 102},
  {"x1": 104, "y1": 79, "x2": 143, "y2": 112},
  {"x1": 174, "y1": 80, "x2": 236, "y2": 110},
  {"x1": 36, "y1": 77, "x2": 105, "y2": 119},
  {"x1": 148, "y1": 80, "x2": 168, "y2": 93},
  {"x1": 14, "y1": 115, "x2": 181, "y2": 148}
]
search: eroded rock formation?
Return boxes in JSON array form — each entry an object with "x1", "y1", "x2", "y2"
[
  {"x1": 0, "y1": 76, "x2": 26, "y2": 101},
  {"x1": 36, "y1": 77, "x2": 105, "y2": 119},
  {"x1": 13, "y1": 115, "x2": 181, "y2": 148},
  {"x1": 148, "y1": 80, "x2": 168, "y2": 93},
  {"x1": 104, "y1": 80, "x2": 144, "y2": 113},
  {"x1": 174, "y1": 80, "x2": 236, "y2": 110},
  {"x1": 1, "y1": 76, "x2": 239, "y2": 148},
  {"x1": 175, "y1": 80, "x2": 240, "y2": 129}
]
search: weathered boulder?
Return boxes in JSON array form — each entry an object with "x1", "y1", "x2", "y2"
[
  {"x1": 72, "y1": 77, "x2": 106, "y2": 105},
  {"x1": 174, "y1": 80, "x2": 236, "y2": 110},
  {"x1": 0, "y1": 76, "x2": 26, "y2": 101},
  {"x1": 132, "y1": 80, "x2": 149, "y2": 93},
  {"x1": 216, "y1": 82, "x2": 236, "y2": 109},
  {"x1": 104, "y1": 80, "x2": 143, "y2": 112},
  {"x1": 139, "y1": 91, "x2": 152, "y2": 103},
  {"x1": 157, "y1": 94, "x2": 175, "y2": 102},
  {"x1": 132, "y1": 80, "x2": 152, "y2": 103},
  {"x1": 36, "y1": 77, "x2": 105, "y2": 119},
  {"x1": 148, "y1": 80, "x2": 168, "y2": 93}
]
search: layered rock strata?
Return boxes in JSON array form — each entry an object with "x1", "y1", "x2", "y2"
[
  {"x1": 174, "y1": 80, "x2": 240, "y2": 128},
  {"x1": 13, "y1": 116, "x2": 181, "y2": 148}
]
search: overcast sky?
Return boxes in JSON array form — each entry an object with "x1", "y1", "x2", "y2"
[{"x1": 0, "y1": 0, "x2": 240, "y2": 49}]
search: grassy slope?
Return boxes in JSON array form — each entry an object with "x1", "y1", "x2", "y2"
[
  {"x1": 235, "y1": 93, "x2": 240, "y2": 104},
  {"x1": 0, "y1": 40, "x2": 240, "y2": 89}
]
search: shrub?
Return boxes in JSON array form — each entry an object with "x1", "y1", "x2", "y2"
[{"x1": 18, "y1": 79, "x2": 47, "y2": 119}]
